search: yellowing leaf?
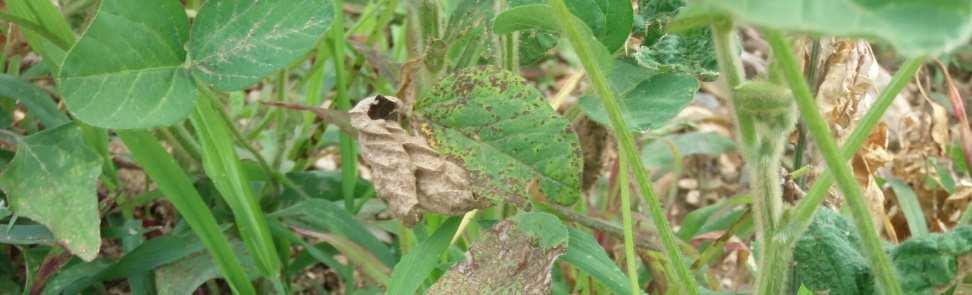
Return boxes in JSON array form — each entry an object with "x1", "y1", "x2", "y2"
[{"x1": 0, "y1": 124, "x2": 103, "y2": 261}]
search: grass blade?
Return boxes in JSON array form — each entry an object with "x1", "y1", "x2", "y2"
[
  {"x1": 117, "y1": 130, "x2": 254, "y2": 294},
  {"x1": 562, "y1": 228, "x2": 637, "y2": 295},
  {"x1": 190, "y1": 89, "x2": 281, "y2": 277},
  {"x1": 386, "y1": 217, "x2": 460, "y2": 294},
  {"x1": 888, "y1": 179, "x2": 929, "y2": 237}
]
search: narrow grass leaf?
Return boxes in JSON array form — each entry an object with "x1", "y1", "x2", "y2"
[
  {"x1": 562, "y1": 228, "x2": 637, "y2": 295},
  {"x1": 888, "y1": 179, "x2": 929, "y2": 237},
  {"x1": 273, "y1": 199, "x2": 395, "y2": 266},
  {"x1": 118, "y1": 130, "x2": 254, "y2": 294},
  {"x1": 0, "y1": 74, "x2": 69, "y2": 128},
  {"x1": 190, "y1": 92, "x2": 280, "y2": 276},
  {"x1": 386, "y1": 217, "x2": 461, "y2": 294},
  {"x1": 5, "y1": 0, "x2": 75, "y2": 70},
  {"x1": 0, "y1": 224, "x2": 54, "y2": 245}
]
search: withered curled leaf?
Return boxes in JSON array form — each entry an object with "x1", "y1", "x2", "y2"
[
  {"x1": 350, "y1": 95, "x2": 489, "y2": 225},
  {"x1": 427, "y1": 216, "x2": 567, "y2": 294}
]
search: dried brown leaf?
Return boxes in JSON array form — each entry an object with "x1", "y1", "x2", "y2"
[{"x1": 350, "y1": 95, "x2": 489, "y2": 225}]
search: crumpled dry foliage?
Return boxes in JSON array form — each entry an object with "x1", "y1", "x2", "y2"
[
  {"x1": 426, "y1": 219, "x2": 566, "y2": 295},
  {"x1": 350, "y1": 95, "x2": 489, "y2": 225},
  {"x1": 802, "y1": 38, "x2": 891, "y2": 234}
]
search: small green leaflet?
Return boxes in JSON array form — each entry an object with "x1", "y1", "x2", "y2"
[
  {"x1": 694, "y1": 0, "x2": 972, "y2": 57},
  {"x1": 416, "y1": 66, "x2": 582, "y2": 206},
  {"x1": 58, "y1": 0, "x2": 334, "y2": 129},
  {"x1": 579, "y1": 60, "x2": 699, "y2": 133},
  {"x1": 189, "y1": 0, "x2": 334, "y2": 91},
  {"x1": 0, "y1": 124, "x2": 103, "y2": 261}
]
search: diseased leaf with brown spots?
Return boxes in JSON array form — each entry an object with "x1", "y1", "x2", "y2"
[
  {"x1": 0, "y1": 124, "x2": 102, "y2": 261},
  {"x1": 350, "y1": 95, "x2": 489, "y2": 225},
  {"x1": 427, "y1": 214, "x2": 567, "y2": 294},
  {"x1": 415, "y1": 66, "x2": 583, "y2": 206}
]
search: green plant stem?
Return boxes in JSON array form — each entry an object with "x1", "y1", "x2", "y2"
[
  {"x1": 787, "y1": 57, "x2": 924, "y2": 234},
  {"x1": 549, "y1": 0, "x2": 698, "y2": 293},
  {"x1": 711, "y1": 20, "x2": 756, "y2": 149},
  {"x1": 617, "y1": 152, "x2": 640, "y2": 295},
  {"x1": 764, "y1": 30, "x2": 903, "y2": 295},
  {"x1": 331, "y1": 0, "x2": 358, "y2": 211},
  {"x1": 118, "y1": 130, "x2": 255, "y2": 295}
]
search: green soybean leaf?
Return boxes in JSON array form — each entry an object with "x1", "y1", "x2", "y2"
[
  {"x1": 580, "y1": 60, "x2": 699, "y2": 133},
  {"x1": 694, "y1": 0, "x2": 972, "y2": 57},
  {"x1": 497, "y1": 0, "x2": 630, "y2": 63},
  {"x1": 792, "y1": 208, "x2": 874, "y2": 295},
  {"x1": 386, "y1": 218, "x2": 461, "y2": 295},
  {"x1": 493, "y1": 4, "x2": 561, "y2": 34},
  {"x1": 891, "y1": 225, "x2": 972, "y2": 294},
  {"x1": 0, "y1": 124, "x2": 102, "y2": 261},
  {"x1": 189, "y1": 0, "x2": 334, "y2": 91},
  {"x1": 641, "y1": 132, "x2": 736, "y2": 171},
  {"x1": 561, "y1": 228, "x2": 636, "y2": 295},
  {"x1": 58, "y1": 0, "x2": 196, "y2": 129},
  {"x1": 636, "y1": 0, "x2": 719, "y2": 81},
  {"x1": 416, "y1": 66, "x2": 582, "y2": 206},
  {"x1": 0, "y1": 74, "x2": 70, "y2": 128}
]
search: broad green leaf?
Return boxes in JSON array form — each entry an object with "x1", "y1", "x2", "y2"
[
  {"x1": 189, "y1": 0, "x2": 334, "y2": 91},
  {"x1": 274, "y1": 199, "x2": 396, "y2": 266},
  {"x1": 641, "y1": 132, "x2": 736, "y2": 170},
  {"x1": 636, "y1": 0, "x2": 719, "y2": 81},
  {"x1": 792, "y1": 208, "x2": 874, "y2": 295},
  {"x1": 695, "y1": 0, "x2": 972, "y2": 57},
  {"x1": 513, "y1": 212, "x2": 568, "y2": 249},
  {"x1": 416, "y1": 66, "x2": 582, "y2": 206},
  {"x1": 0, "y1": 124, "x2": 102, "y2": 261},
  {"x1": 386, "y1": 218, "x2": 461, "y2": 295},
  {"x1": 58, "y1": 0, "x2": 196, "y2": 129},
  {"x1": 594, "y1": 0, "x2": 634, "y2": 52},
  {"x1": 798, "y1": 208, "x2": 972, "y2": 294},
  {"x1": 888, "y1": 179, "x2": 929, "y2": 237},
  {"x1": 493, "y1": 4, "x2": 561, "y2": 34},
  {"x1": 891, "y1": 225, "x2": 972, "y2": 294},
  {"x1": 561, "y1": 228, "x2": 636, "y2": 295},
  {"x1": 0, "y1": 74, "x2": 70, "y2": 128},
  {"x1": 580, "y1": 60, "x2": 699, "y2": 133}
]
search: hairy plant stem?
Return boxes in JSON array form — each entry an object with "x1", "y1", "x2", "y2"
[
  {"x1": 787, "y1": 57, "x2": 924, "y2": 234},
  {"x1": 618, "y1": 152, "x2": 641, "y2": 295},
  {"x1": 549, "y1": 0, "x2": 698, "y2": 293},
  {"x1": 764, "y1": 29, "x2": 903, "y2": 295},
  {"x1": 711, "y1": 21, "x2": 792, "y2": 293}
]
